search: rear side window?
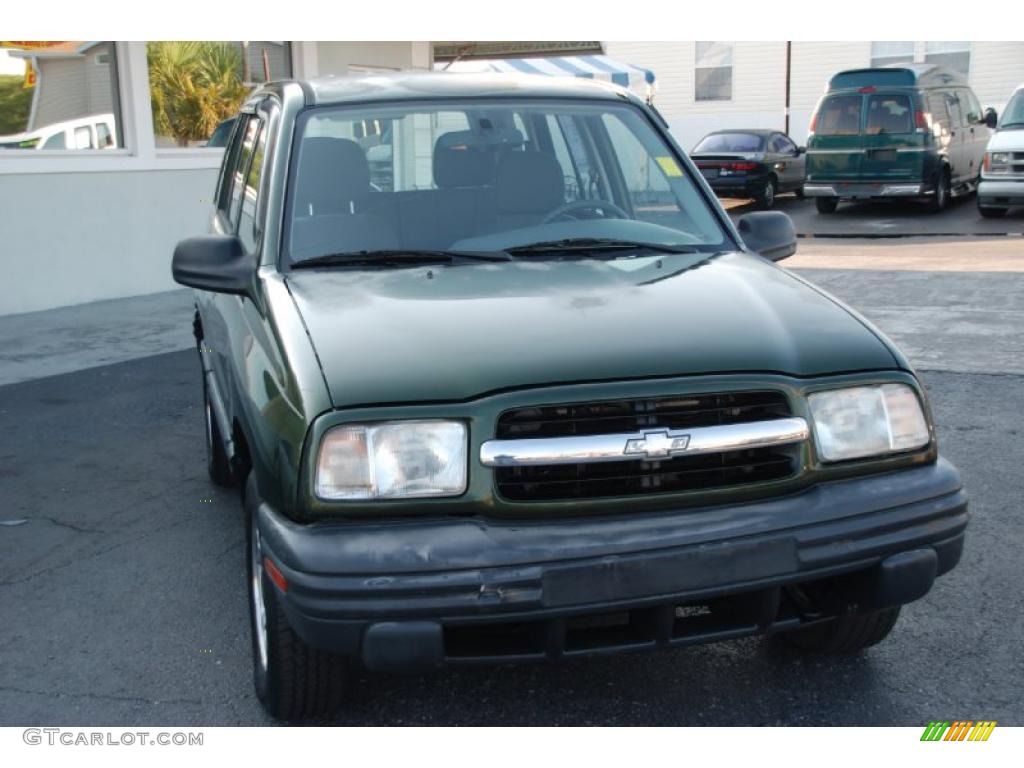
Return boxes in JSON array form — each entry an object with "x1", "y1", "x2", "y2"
[
  {"x1": 42, "y1": 132, "x2": 66, "y2": 149},
  {"x1": 239, "y1": 125, "x2": 267, "y2": 252},
  {"x1": 928, "y1": 92, "x2": 951, "y2": 131},
  {"x1": 229, "y1": 118, "x2": 262, "y2": 228},
  {"x1": 217, "y1": 116, "x2": 248, "y2": 218},
  {"x1": 815, "y1": 94, "x2": 862, "y2": 136},
  {"x1": 945, "y1": 92, "x2": 965, "y2": 127},
  {"x1": 866, "y1": 94, "x2": 913, "y2": 135}
]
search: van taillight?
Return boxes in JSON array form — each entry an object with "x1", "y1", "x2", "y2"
[
  {"x1": 915, "y1": 110, "x2": 927, "y2": 130},
  {"x1": 809, "y1": 112, "x2": 818, "y2": 134},
  {"x1": 858, "y1": 86, "x2": 877, "y2": 93}
]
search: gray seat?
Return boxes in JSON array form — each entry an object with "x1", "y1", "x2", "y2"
[
  {"x1": 294, "y1": 137, "x2": 374, "y2": 216},
  {"x1": 494, "y1": 151, "x2": 565, "y2": 231},
  {"x1": 290, "y1": 137, "x2": 398, "y2": 259},
  {"x1": 394, "y1": 131, "x2": 498, "y2": 248}
]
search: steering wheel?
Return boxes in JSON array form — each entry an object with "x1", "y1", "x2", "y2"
[{"x1": 542, "y1": 199, "x2": 630, "y2": 225}]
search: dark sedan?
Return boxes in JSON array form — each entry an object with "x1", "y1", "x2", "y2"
[{"x1": 691, "y1": 129, "x2": 806, "y2": 208}]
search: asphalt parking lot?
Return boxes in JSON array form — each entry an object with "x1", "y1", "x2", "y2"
[
  {"x1": 2, "y1": 216, "x2": 1023, "y2": 725},
  {"x1": 726, "y1": 191, "x2": 1024, "y2": 237}
]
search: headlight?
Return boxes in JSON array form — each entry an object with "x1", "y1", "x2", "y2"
[
  {"x1": 808, "y1": 384, "x2": 930, "y2": 462},
  {"x1": 315, "y1": 420, "x2": 467, "y2": 500},
  {"x1": 989, "y1": 152, "x2": 1010, "y2": 165}
]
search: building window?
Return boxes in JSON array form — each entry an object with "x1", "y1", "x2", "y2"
[
  {"x1": 870, "y1": 41, "x2": 915, "y2": 68},
  {"x1": 0, "y1": 42, "x2": 122, "y2": 151},
  {"x1": 695, "y1": 42, "x2": 732, "y2": 102},
  {"x1": 925, "y1": 41, "x2": 970, "y2": 75},
  {"x1": 146, "y1": 41, "x2": 291, "y2": 148}
]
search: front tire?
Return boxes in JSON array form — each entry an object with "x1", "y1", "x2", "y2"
[
  {"x1": 246, "y1": 476, "x2": 347, "y2": 720},
  {"x1": 978, "y1": 203, "x2": 1006, "y2": 218},
  {"x1": 778, "y1": 606, "x2": 901, "y2": 653},
  {"x1": 815, "y1": 197, "x2": 839, "y2": 214},
  {"x1": 202, "y1": 371, "x2": 233, "y2": 487},
  {"x1": 757, "y1": 177, "x2": 777, "y2": 209}
]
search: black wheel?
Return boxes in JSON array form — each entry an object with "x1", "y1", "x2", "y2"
[
  {"x1": 815, "y1": 197, "x2": 839, "y2": 214},
  {"x1": 927, "y1": 167, "x2": 950, "y2": 212},
  {"x1": 757, "y1": 177, "x2": 777, "y2": 209},
  {"x1": 778, "y1": 606, "x2": 901, "y2": 653},
  {"x1": 794, "y1": 186, "x2": 805, "y2": 199},
  {"x1": 978, "y1": 204, "x2": 1006, "y2": 219},
  {"x1": 246, "y1": 476, "x2": 347, "y2": 719},
  {"x1": 202, "y1": 368, "x2": 233, "y2": 487}
]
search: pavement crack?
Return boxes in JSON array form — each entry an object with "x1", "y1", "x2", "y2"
[
  {"x1": 0, "y1": 683, "x2": 202, "y2": 707},
  {"x1": 0, "y1": 515, "x2": 200, "y2": 588},
  {"x1": 34, "y1": 516, "x2": 106, "y2": 534}
]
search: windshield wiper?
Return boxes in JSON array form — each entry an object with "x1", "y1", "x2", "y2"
[
  {"x1": 505, "y1": 238, "x2": 702, "y2": 258},
  {"x1": 292, "y1": 249, "x2": 511, "y2": 269}
]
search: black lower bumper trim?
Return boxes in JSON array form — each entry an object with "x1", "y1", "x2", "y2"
[{"x1": 257, "y1": 459, "x2": 967, "y2": 669}]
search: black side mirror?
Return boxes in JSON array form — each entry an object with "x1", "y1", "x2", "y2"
[
  {"x1": 172, "y1": 235, "x2": 256, "y2": 298},
  {"x1": 795, "y1": 146, "x2": 806, "y2": 156},
  {"x1": 984, "y1": 107, "x2": 998, "y2": 129},
  {"x1": 737, "y1": 211, "x2": 797, "y2": 262}
]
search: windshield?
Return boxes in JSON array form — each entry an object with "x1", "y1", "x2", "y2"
[
  {"x1": 1000, "y1": 90, "x2": 1024, "y2": 128},
  {"x1": 692, "y1": 132, "x2": 764, "y2": 153},
  {"x1": 285, "y1": 99, "x2": 730, "y2": 264}
]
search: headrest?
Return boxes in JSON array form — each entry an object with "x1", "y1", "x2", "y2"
[
  {"x1": 494, "y1": 151, "x2": 565, "y2": 214},
  {"x1": 433, "y1": 131, "x2": 493, "y2": 188},
  {"x1": 296, "y1": 137, "x2": 370, "y2": 214}
]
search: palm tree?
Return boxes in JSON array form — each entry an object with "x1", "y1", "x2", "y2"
[{"x1": 148, "y1": 41, "x2": 248, "y2": 146}]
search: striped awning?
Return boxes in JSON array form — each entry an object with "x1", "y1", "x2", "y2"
[{"x1": 441, "y1": 54, "x2": 656, "y2": 97}]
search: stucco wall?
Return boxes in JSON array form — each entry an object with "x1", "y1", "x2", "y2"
[{"x1": 0, "y1": 167, "x2": 216, "y2": 315}]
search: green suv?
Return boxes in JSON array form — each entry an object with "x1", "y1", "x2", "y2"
[{"x1": 173, "y1": 73, "x2": 968, "y2": 720}]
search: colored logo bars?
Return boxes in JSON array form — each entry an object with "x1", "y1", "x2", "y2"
[{"x1": 920, "y1": 721, "x2": 997, "y2": 741}]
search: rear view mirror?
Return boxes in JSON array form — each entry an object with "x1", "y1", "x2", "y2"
[
  {"x1": 795, "y1": 146, "x2": 806, "y2": 156},
  {"x1": 984, "y1": 108, "x2": 998, "y2": 129},
  {"x1": 737, "y1": 211, "x2": 797, "y2": 262},
  {"x1": 172, "y1": 235, "x2": 257, "y2": 298}
]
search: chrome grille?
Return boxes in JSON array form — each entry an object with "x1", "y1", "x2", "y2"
[{"x1": 491, "y1": 392, "x2": 802, "y2": 502}]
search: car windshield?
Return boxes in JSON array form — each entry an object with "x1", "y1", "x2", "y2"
[
  {"x1": 285, "y1": 99, "x2": 731, "y2": 264},
  {"x1": 692, "y1": 132, "x2": 764, "y2": 153},
  {"x1": 1000, "y1": 90, "x2": 1024, "y2": 128}
]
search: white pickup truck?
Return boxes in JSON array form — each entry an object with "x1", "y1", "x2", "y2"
[{"x1": 978, "y1": 84, "x2": 1024, "y2": 217}]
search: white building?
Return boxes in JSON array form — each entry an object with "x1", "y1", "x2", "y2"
[{"x1": 605, "y1": 41, "x2": 1024, "y2": 150}]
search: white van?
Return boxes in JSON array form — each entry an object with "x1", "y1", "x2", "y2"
[
  {"x1": 0, "y1": 113, "x2": 117, "y2": 151},
  {"x1": 978, "y1": 85, "x2": 1024, "y2": 217}
]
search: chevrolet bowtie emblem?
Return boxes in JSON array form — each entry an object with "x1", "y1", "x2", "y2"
[{"x1": 623, "y1": 430, "x2": 691, "y2": 460}]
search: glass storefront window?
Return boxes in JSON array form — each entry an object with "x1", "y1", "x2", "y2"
[
  {"x1": 0, "y1": 42, "x2": 122, "y2": 151},
  {"x1": 146, "y1": 41, "x2": 291, "y2": 148}
]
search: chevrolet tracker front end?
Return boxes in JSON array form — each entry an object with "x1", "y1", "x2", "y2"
[{"x1": 173, "y1": 72, "x2": 968, "y2": 719}]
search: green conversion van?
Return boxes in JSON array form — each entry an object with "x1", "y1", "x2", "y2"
[{"x1": 805, "y1": 64, "x2": 996, "y2": 214}]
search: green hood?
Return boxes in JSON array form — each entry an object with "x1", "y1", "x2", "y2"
[{"x1": 285, "y1": 251, "x2": 900, "y2": 408}]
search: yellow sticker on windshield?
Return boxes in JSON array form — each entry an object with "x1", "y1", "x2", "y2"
[{"x1": 655, "y1": 155, "x2": 683, "y2": 177}]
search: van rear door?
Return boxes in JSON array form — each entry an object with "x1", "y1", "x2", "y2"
[
  {"x1": 807, "y1": 92, "x2": 863, "y2": 181},
  {"x1": 861, "y1": 92, "x2": 926, "y2": 182}
]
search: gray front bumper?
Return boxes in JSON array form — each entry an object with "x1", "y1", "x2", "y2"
[{"x1": 979, "y1": 178, "x2": 1024, "y2": 205}]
